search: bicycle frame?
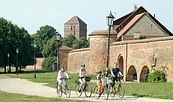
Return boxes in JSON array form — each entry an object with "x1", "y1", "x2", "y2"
[
  {"x1": 75, "y1": 78, "x2": 92, "y2": 97},
  {"x1": 57, "y1": 79, "x2": 71, "y2": 98},
  {"x1": 109, "y1": 77, "x2": 125, "y2": 98}
]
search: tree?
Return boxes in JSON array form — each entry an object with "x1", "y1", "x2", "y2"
[
  {"x1": 0, "y1": 17, "x2": 33, "y2": 72},
  {"x1": 32, "y1": 25, "x2": 57, "y2": 57},
  {"x1": 62, "y1": 34, "x2": 89, "y2": 49},
  {"x1": 72, "y1": 37, "x2": 89, "y2": 49},
  {"x1": 42, "y1": 36, "x2": 59, "y2": 57},
  {"x1": 41, "y1": 57, "x2": 56, "y2": 70},
  {"x1": 61, "y1": 34, "x2": 77, "y2": 48}
]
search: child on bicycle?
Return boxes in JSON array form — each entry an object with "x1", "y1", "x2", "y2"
[
  {"x1": 96, "y1": 70, "x2": 104, "y2": 95},
  {"x1": 57, "y1": 66, "x2": 69, "y2": 89}
]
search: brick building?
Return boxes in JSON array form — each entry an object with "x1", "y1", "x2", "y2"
[
  {"x1": 59, "y1": 6, "x2": 173, "y2": 82},
  {"x1": 64, "y1": 16, "x2": 87, "y2": 39}
]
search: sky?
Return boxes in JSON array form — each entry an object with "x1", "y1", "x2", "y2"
[{"x1": 0, "y1": 0, "x2": 172, "y2": 36}]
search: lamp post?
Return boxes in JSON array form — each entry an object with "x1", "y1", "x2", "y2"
[
  {"x1": 56, "y1": 32, "x2": 61, "y2": 71},
  {"x1": 34, "y1": 43, "x2": 37, "y2": 78},
  {"x1": 16, "y1": 48, "x2": 19, "y2": 75},
  {"x1": 7, "y1": 53, "x2": 10, "y2": 74},
  {"x1": 106, "y1": 11, "x2": 115, "y2": 77}
]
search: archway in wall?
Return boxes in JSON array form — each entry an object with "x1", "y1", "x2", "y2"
[
  {"x1": 126, "y1": 65, "x2": 137, "y2": 81},
  {"x1": 118, "y1": 55, "x2": 124, "y2": 75},
  {"x1": 140, "y1": 66, "x2": 150, "y2": 82}
]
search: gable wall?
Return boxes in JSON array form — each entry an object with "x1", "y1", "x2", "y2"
[{"x1": 124, "y1": 14, "x2": 168, "y2": 37}]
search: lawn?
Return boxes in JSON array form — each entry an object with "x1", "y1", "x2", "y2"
[
  {"x1": 4, "y1": 69, "x2": 173, "y2": 99},
  {"x1": 0, "y1": 90, "x2": 90, "y2": 102}
]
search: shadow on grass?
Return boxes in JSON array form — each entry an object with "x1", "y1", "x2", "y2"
[
  {"x1": 0, "y1": 70, "x2": 56, "y2": 74},
  {"x1": 24, "y1": 70, "x2": 56, "y2": 74},
  {"x1": 132, "y1": 93, "x2": 150, "y2": 97}
]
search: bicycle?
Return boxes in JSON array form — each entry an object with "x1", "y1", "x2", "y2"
[
  {"x1": 109, "y1": 76, "x2": 125, "y2": 98},
  {"x1": 94, "y1": 77, "x2": 109, "y2": 100},
  {"x1": 75, "y1": 76, "x2": 92, "y2": 97},
  {"x1": 56, "y1": 78, "x2": 71, "y2": 98}
]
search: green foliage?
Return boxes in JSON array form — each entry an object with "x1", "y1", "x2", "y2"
[
  {"x1": 0, "y1": 17, "x2": 33, "y2": 68},
  {"x1": 32, "y1": 25, "x2": 58, "y2": 57},
  {"x1": 148, "y1": 70, "x2": 166, "y2": 82},
  {"x1": 41, "y1": 57, "x2": 57, "y2": 70},
  {"x1": 62, "y1": 34, "x2": 89, "y2": 49},
  {"x1": 61, "y1": 34, "x2": 77, "y2": 48},
  {"x1": 72, "y1": 37, "x2": 89, "y2": 49},
  {"x1": 42, "y1": 36, "x2": 59, "y2": 57}
]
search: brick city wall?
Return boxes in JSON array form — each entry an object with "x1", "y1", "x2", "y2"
[
  {"x1": 66, "y1": 30, "x2": 173, "y2": 82},
  {"x1": 110, "y1": 36, "x2": 173, "y2": 82},
  {"x1": 68, "y1": 48, "x2": 90, "y2": 73}
]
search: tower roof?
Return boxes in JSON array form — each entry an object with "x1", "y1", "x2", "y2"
[{"x1": 64, "y1": 16, "x2": 87, "y2": 25}]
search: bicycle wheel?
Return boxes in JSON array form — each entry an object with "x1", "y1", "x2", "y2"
[
  {"x1": 75, "y1": 84, "x2": 82, "y2": 97},
  {"x1": 64, "y1": 85, "x2": 71, "y2": 98},
  {"x1": 102, "y1": 87, "x2": 109, "y2": 100},
  {"x1": 117, "y1": 84, "x2": 125, "y2": 98},
  {"x1": 109, "y1": 86, "x2": 116, "y2": 97},
  {"x1": 84, "y1": 84, "x2": 92, "y2": 97},
  {"x1": 56, "y1": 86, "x2": 62, "y2": 97},
  {"x1": 94, "y1": 86, "x2": 100, "y2": 99}
]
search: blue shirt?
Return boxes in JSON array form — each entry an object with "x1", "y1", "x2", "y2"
[{"x1": 111, "y1": 68, "x2": 120, "y2": 77}]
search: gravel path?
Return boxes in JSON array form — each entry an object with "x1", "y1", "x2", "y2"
[{"x1": 0, "y1": 75, "x2": 172, "y2": 102}]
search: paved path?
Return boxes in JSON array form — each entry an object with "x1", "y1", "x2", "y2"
[{"x1": 0, "y1": 75, "x2": 173, "y2": 102}]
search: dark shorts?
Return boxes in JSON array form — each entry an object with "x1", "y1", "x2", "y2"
[{"x1": 78, "y1": 76, "x2": 84, "y2": 79}]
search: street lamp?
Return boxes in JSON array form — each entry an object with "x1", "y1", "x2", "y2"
[
  {"x1": 7, "y1": 53, "x2": 10, "y2": 74},
  {"x1": 106, "y1": 11, "x2": 115, "y2": 77},
  {"x1": 34, "y1": 43, "x2": 37, "y2": 78},
  {"x1": 56, "y1": 32, "x2": 61, "y2": 71},
  {"x1": 16, "y1": 48, "x2": 19, "y2": 75}
]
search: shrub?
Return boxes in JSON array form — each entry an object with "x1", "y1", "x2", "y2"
[
  {"x1": 148, "y1": 70, "x2": 166, "y2": 82},
  {"x1": 41, "y1": 57, "x2": 56, "y2": 70}
]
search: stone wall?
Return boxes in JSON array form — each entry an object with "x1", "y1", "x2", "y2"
[
  {"x1": 26, "y1": 58, "x2": 44, "y2": 70},
  {"x1": 110, "y1": 36, "x2": 173, "y2": 82},
  {"x1": 66, "y1": 30, "x2": 173, "y2": 82},
  {"x1": 68, "y1": 48, "x2": 90, "y2": 73}
]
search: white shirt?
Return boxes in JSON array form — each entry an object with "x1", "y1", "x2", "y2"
[
  {"x1": 79, "y1": 68, "x2": 85, "y2": 77},
  {"x1": 57, "y1": 70, "x2": 69, "y2": 81}
]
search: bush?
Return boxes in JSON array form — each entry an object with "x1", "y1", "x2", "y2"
[
  {"x1": 41, "y1": 57, "x2": 57, "y2": 70},
  {"x1": 148, "y1": 70, "x2": 166, "y2": 82}
]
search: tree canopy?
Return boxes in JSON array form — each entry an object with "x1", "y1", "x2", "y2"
[
  {"x1": 0, "y1": 17, "x2": 33, "y2": 70},
  {"x1": 32, "y1": 25, "x2": 58, "y2": 57},
  {"x1": 62, "y1": 34, "x2": 89, "y2": 49}
]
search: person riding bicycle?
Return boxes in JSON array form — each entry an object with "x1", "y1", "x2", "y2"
[
  {"x1": 96, "y1": 70, "x2": 104, "y2": 95},
  {"x1": 110, "y1": 63, "x2": 123, "y2": 88},
  {"x1": 57, "y1": 66, "x2": 69, "y2": 89},
  {"x1": 78, "y1": 64, "x2": 86, "y2": 89}
]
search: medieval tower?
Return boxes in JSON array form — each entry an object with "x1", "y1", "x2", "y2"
[{"x1": 64, "y1": 16, "x2": 87, "y2": 39}]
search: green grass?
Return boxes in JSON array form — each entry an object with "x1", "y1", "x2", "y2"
[
  {"x1": 5, "y1": 69, "x2": 173, "y2": 99},
  {"x1": 0, "y1": 90, "x2": 90, "y2": 102},
  {"x1": 123, "y1": 82, "x2": 173, "y2": 99}
]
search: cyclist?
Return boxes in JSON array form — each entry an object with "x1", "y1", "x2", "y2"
[
  {"x1": 78, "y1": 64, "x2": 86, "y2": 89},
  {"x1": 96, "y1": 70, "x2": 104, "y2": 95},
  {"x1": 110, "y1": 63, "x2": 123, "y2": 88},
  {"x1": 57, "y1": 66, "x2": 69, "y2": 89}
]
